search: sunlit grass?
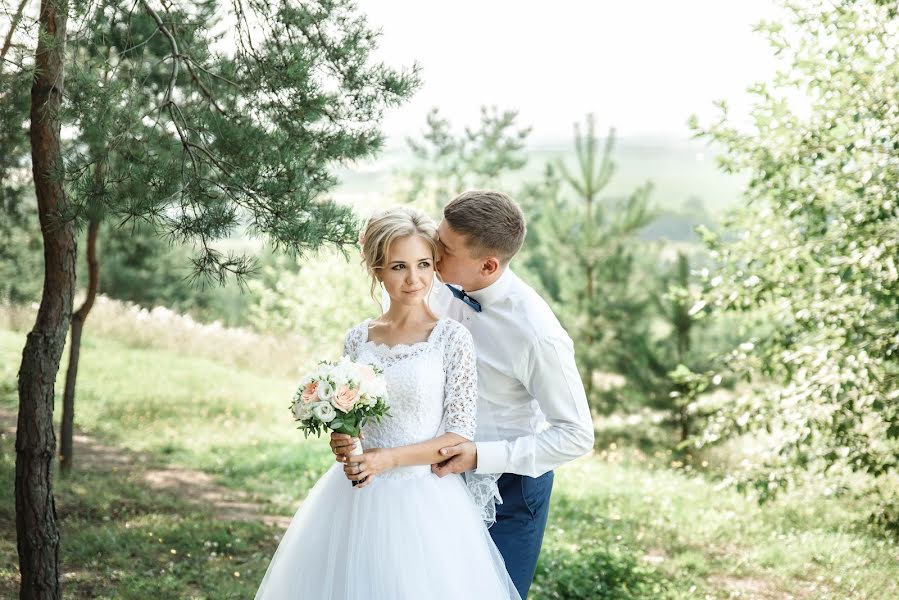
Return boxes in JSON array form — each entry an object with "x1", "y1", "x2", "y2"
[
  {"x1": 0, "y1": 295, "x2": 313, "y2": 378},
  {"x1": 0, "y1": 325, "x2": 332, "y2": 513}
]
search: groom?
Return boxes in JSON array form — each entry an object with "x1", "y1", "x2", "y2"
[{"x1": 332, "y1": 190, "x2": 594, "y2": 599}]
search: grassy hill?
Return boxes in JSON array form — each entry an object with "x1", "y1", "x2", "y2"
[{"x1": 1, "y1": 327, "x2": 896, "y2": 599}]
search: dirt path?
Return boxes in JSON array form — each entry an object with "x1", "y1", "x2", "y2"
[{"x1": 0, "y1": 406, "x2": 291, "y2": 529}]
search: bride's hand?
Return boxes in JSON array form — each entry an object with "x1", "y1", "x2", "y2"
[
  {"x1": 330, "y1": 431, "x2": 364, "y2": 463},
  {"x1": 344, "y1": 448, "x2": 395, "y2": 488}
]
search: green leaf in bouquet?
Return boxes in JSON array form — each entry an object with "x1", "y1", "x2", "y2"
[{"x1": 333, "y1": 423, "x2": 361, "y2": 436}]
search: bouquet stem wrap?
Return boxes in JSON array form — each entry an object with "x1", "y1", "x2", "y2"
[{"x1": 349, "y1": 436, "x2": 365, "y2": 487}]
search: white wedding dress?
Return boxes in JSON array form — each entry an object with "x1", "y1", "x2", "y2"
[{"x1": 254, "y1": 317, "x2": 521, "y2": 600}]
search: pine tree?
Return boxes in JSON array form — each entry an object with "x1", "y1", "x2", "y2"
[
  {"x1": 11, "y1": 0, "x2": 419, "y2": 595},
  {"x1": 57, "y1": 0, "x2": 226, "y2": 474},
  {"x1": 526, "y1": 114, "x2": 654, "y2": 409},
  {"x1": 0, "y1": 0, "x2": 42, "y2": 305},
  {"x1": 398, "y1": 106, "x2": 531, "y2": 212}
]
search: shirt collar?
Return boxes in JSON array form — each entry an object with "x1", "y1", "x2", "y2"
[{"x1": 466, "y1": 267, "x2": 516, "y2": 306}]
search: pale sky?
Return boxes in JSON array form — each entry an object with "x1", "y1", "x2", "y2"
[
  {"x1": 2, "y1": 0, "x2": 781, "y2": 143},
  {"x1": 359, "y1": 0, "x2": 782, "y2": 144}
]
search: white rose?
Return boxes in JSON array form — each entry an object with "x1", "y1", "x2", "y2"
[
  {"x1": 316, "y1": 380, "x2": 335, "y2": 402},
  {"x1": 292, "y1": 401, "x2": 313, "y2": 420},
  {"x1": 312, "y1": 401, "x2": 337, "y2": 422}
]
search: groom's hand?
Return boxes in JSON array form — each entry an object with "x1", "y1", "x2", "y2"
[{"x1": 432, "y1": 441, "x2": 477, "y2": 477}]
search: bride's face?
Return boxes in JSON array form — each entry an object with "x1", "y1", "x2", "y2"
[{"x1": 379, "y1": 235, "x2": 435, "y2": 307}]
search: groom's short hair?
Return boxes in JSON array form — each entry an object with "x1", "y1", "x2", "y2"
[{"x1": 443, "y1": 190, "x2": 526, "y2": 264}]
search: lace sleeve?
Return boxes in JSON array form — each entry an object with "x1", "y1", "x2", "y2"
[
  {"x1": 442, "y1": 322, "x2": 477, "y2": 441},
  {"x1": 442, "y1": 321, "x2": 503, "y2": 527},
  {"x1": 342, "y1": 322, "x2": 364, "y2": 360}
]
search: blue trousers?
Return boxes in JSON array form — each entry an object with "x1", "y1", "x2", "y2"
[{"x1": 488, "y1": 471, "x2": 554, "y2": 600}]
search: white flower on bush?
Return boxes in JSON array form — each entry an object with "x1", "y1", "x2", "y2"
[{"x1": 311, "y1": 401, "x2": 337, "y2": 422}]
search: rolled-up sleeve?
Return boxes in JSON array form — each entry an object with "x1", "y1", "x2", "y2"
[{"x1": 475, "y1": 333, "x2": 594, "y2": 477}]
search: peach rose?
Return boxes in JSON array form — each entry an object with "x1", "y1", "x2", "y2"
[
  {"x1": 332, "y1": 385, "x2": 359, "y2": 412},
  {"x1": 301, "y1": 382, "x2": 319, "y2": 404}
]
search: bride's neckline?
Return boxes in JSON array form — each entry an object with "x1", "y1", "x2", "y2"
[{"x1": 362, "y1": 317, "x2": 448, "y2": 353}]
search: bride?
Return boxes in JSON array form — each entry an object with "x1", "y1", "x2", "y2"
[{"x1": 253, "y1": 206, "x2": 520, "y2": 599}]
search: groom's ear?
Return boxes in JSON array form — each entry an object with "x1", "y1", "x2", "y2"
[{"x1": 479, "y1": 256, "x2": 501, "y2": 277}]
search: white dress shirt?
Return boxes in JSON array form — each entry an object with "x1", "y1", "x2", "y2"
[{"x1": 428, "y1": 268, "x2": 595, "y2": 478}]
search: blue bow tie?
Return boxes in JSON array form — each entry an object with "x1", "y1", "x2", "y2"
[{"x1": 445, "y1": 284, "x2": 482, "y2": 312}]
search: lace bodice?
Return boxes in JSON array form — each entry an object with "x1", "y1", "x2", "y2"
[
  {"x1": 342, "y1": 317, "x2": 477, "y2": 453},
  {"x1": 342, "y1": 316, "x2": 501, "y2": 525}
]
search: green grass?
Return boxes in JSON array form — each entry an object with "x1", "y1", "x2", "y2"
[
  {"x1": 2, "y1": 327, "x2": 897, "y2": 599},
  {"x1": 0, "y1": 327, "x2": 332, "y2": 513},
  {"x1": 537, "y1": 458, "x2": 899, "y2": 599}
]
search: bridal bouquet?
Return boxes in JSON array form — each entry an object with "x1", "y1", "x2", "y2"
[{"x1": 290, "y1": 356, "x2": 390, "y2": 485}]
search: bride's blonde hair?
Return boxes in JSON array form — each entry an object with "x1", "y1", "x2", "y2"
[{"x1": 359, "y1": 206, "x2": 439, "y2": 299}]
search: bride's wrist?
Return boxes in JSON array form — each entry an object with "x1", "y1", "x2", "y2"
[{"x1": 385, "y1": 448, "x2": 400, "y2": 470}]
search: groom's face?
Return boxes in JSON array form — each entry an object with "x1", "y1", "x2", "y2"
[{"x1": 436, "y1": 221, "x2": 482, "y2": 290}]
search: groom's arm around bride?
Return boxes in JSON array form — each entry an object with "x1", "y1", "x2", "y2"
[{"x1": 432, "y1": 329, "x2": 594, "y2": 478}]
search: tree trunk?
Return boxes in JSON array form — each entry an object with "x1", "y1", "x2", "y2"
[
  {"x1": 16, "y1": 0, "x2": 70, "y2": 597},
  {"x1": 59, "y1": 217, "x2": 99, "y2": 474}
]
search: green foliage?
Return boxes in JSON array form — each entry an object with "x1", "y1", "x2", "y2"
[
  {"x1": 88, "y1": 221, "x2": 259, "y2": 326},
  {"x1": 615, "y1": 252, "x2": 728, "y2": 441},
  {"x1": 246, "y1": 248, "x2": 376, "y2": 349},
  {"x1": 9, "y1": 0, "x2": 419, "y2": 287},
  {"x1": 534, "y1": 541, "x2": 669, "y2": 600},
  {"x1": 0, "y1": 63, "x2": 42, "y2": 304},
  {"x1": 397, "y1": 106, "x2": 531, "y2": 211},
  {"x1": 691, "y1": 0, "x2": 899, "y2": 513},
  {"x1": 92, "y1": 221, "x2": 198, "y2": 307},
  {"x1": 0, "y1": 200, "x2": 42, "y2": 305}
]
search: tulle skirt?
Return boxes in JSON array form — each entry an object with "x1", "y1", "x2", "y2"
[{"x1": 254, "y1": 463, "x2": 521, "y2": 600}]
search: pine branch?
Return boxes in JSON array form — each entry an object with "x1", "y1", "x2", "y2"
[{"x1": 0, "y1": 0, "x2": 29, "y2": 73}]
